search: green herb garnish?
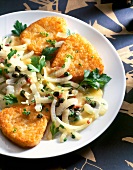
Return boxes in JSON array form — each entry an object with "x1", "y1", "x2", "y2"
[
  {"x1": 50, "y1": 122, "x2": 59, "y2": 139},
  {"x1": 50, "y1": 122, "x2": 65, "y2": 139},
  {"x1": 7, "y1": 49, "x2": 17, "y2": 60},
  {"x1": 42, "y1": 47, "x2": 58, "y2": 61},
  {"x1": 46, "y1": 39, "x2": 56, "y2": 46},
  {"x1": 4, "y1": 94, "x2": 18, "y2": 105},
  {"x1": 22, "y1": 108, "x2": 30, "y2": 115},
  {"x1": 27, "y1": 56, "x2": 46, "y2": 73},
  {"x1": 40, "y1": 32, "x2": 49, "y2": 37},
  {"x1": 12, "y1": 20, "x2": 27, "y2": 36},
  {"x1": 13, "y1": 128, "x2": 17, "y2": 133},
  {"x1": 80, "y1": 68, "x2": 111, "y2": 89}
]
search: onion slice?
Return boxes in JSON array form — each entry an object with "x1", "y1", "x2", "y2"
[
  {"x1": 51, "y1": 99, "x2": 57, "y2": 122},
  {"x1": 46, "y1": 75, "x2": 72, "y2": 83},
  {"x1": 50, "y1": 57, "x2": 71, "y2": 77},
  {"x1": 56, "y1": 117, "x2": 89, "y2": 131}
]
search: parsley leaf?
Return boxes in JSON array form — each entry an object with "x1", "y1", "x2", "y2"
[
  {"x1": 42, "y1": 47, "x2": 58, "y2": 61},
  {"x1": 7, "y1": 49, "x2": 17, "y2": 60},
  {"x1": 39, "y1": 57, "x2": 46, "y2": 71},
  {"x1": 30, "y1": 55, "x2": 40, "y2": 67},
  {"x1": 46, "y1": 39, "x2": 56, "y2": 46},
  {"x1": 80, "y1": 68, "x2": 111, "y2": 89},
  {"x1": 22, "y1": 108, "x2": 30, "y2": 115},
  {"x1": 27, "y1": 56, "x2": 46, "y2": 72},
  {"x1": 27, "y1": 64, "x2": 39, "y2": 72},
  {"x1": 50, "y1": 122, "x2": 65, "y2": 139},
  {"x1": 4, "y1": 94, "x2": 18, "y2": 105},
  {"x1": 12, "y1": 20, "x2": 27, "y2": 36},
  {"x1": 50, "y1": 122, "x2": 59, "y2": 139}
]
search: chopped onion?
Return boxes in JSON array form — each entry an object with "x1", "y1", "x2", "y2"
[
  {"x1": 30, "y1": 84, "x2": 37, "y2": 94},
  {"x1": 57, "y1": 32, "x2": 67, "y2": 38},
  {"x1": 21, "y1": 50, "x2": 34, "y2": 59},
  {"x1": 35, "y1": 97, "x2": 52, "y2": 104},
  {"x1": 35, "y1": 103, "x2": 42, "y2": 112},
  {"x1": 3, "y1": 44, "x2": 27, "y2": 51},
  {"x1": 6, "y1": 85, "x2": 14, "y2": 94},
  {"x1": 15, "y1": 77, "x2": 27, "y2": 95},
  {"x1": 55, "y1": 41, "x2": 64, "y2": 47},
  {"x1": 24, "y1": 91, "x2": 30, "y2": 99},
  {"x1": 10, "y1": 57, "x2": 27, "y2": 71},
  {"x1": 21, "y1": 100, "x2": 29, "y2": 105},
  {"x1": 47, "y1": 82, "x2": 56, "y2": 90},
  {"x1": 6, "y1": 79, "x2": 15, "y2": 85},
  {"x1": 62, "y1": 109, "x2": 70, "y2": 124}
]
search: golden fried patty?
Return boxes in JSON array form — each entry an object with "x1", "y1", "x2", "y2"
[
  {"x1": 51, "y1": 34, "x2": 104, "y2": 81},
  {"x1": 20, "y1": 16, "x2": 67, "y2": 55},
  {"x1": 0, "y1": 104, "x2": 50, "y2": 148}
]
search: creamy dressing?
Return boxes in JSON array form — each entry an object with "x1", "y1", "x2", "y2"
[{"x1": 71, "y1": 89, "x2": 108, "y2": 126}]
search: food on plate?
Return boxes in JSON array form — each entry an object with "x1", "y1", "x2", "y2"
[
  {"x1": 0, "y1": 17, "x2": 111, "y2": 148},
  {"x1": 20, "y1": 16, "x2": 68, "y2": 55},
  {"x1": 51, "y1": 33, "x2": 104, "y2": 81},
  {"x1": 0, "y1": 104, "x2": 50, "y2": 148}
]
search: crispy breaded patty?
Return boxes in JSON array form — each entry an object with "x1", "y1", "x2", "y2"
[
  {"x1": 20, "y1": 16, "x2": 67, "y2": 55},
  {"x1": 51, "y1": 34, "x2": 104, "y2": 81},
  {"x1": 0, "y1": 104, "x2": 50, "y2": 148}
]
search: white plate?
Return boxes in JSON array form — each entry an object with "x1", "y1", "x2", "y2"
[{"x1": 0, "y1": 10, "x2": 126, "y2": 158}]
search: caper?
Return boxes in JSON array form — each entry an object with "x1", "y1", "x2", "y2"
[
  {"x1": 53, "y1": 91, "x2": 59, "y2": 97},
  {"x1": 15, "y1": 66, "x2": 21, "y2": 72},
  {"x1": 12, "y1": 72, "x2": 19, "y2": 78}
]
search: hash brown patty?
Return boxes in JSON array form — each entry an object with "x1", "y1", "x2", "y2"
[
  {"x1": 0, "y1": 104, "x2": 50, "y2": 148},
  {"x1": 51, "y1": 34, "x2": 104, "y2": 81},
  {"x1": 20, "y1": 16, "x2": 67, "y2": 55}
]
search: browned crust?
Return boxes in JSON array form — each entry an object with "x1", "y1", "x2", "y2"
[
  {"x1": 0, "y1": 104, "x2": 50, "y2": 148},
  {"x1": 51, "y1": 34, "x2": 104, "y2": 81},
  {"x1": 20, "y1": 16, "x2": 67, "y2": 55}
]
